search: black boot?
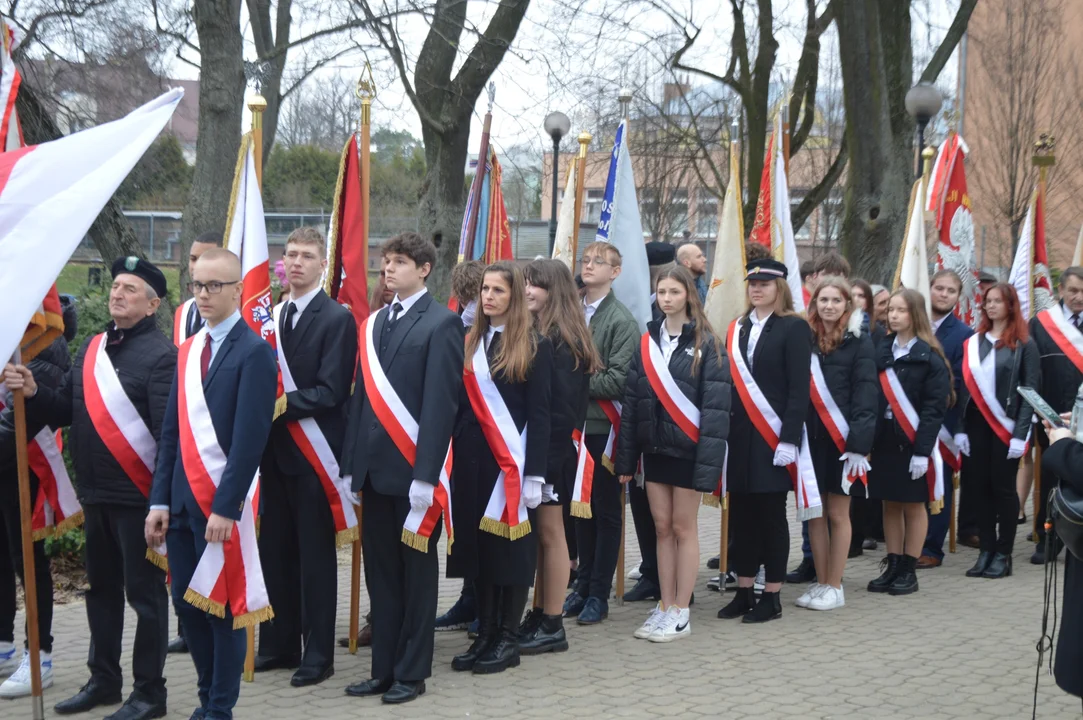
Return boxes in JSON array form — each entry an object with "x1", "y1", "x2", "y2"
[
  {"x1": 518, "y1": 607, "x2": 544, "y2": 641},
  {"x1": 965, "y1": 551, "x2": 994, "y2": 577},
  {"x1": 742, "y1": 590, "x2": 782, "y2": 624},
  {"x1": 982, "y1": 552, "x2": 1013, "y2": 579},
  {"x1": 452, "y1": 582, "x2": 497, "y2": 672},
  {"x1": 888, "y1": 555, "x2": 919, "y2": 595},
  {"x1": 520, "y1": 614, "x2": 568, "y2": 656},
  {"x1": 786, "y1": 558, "x2": 816, "y2": 584},
  {"x1": 716, "y1": 586, "x2": 755, "y2": 619},
  {"x1": 474, "y1": 585, "x2": 527, "y2": 674},
  {"x1": 867, "y1": 553, "x2": 901, "y2": 593}
]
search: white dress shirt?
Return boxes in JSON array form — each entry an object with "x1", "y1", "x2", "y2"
[
  {"x1": 746, "y1": 310, "x2": 772, "y2": 368},
  {"x1": 583, "y1": 295, "x2": 604, "y2": 326},
  {"x1": 659, "y1": 326, "x2": 680, "y2": 363},
  {"x1": 485, "y1": 324, "x2": 505, "y2": 352},
  {"x1": 285, "y1": 285, "x2": 321, "y2": 328},
  {"x1": 391, "y1": 286, "x2": 428, "y2": 316},
  {"x1": 931, "y1": 314, "x2": 947, "y2": 334},
  {"x1": 891, "y1": 335, "x2": 918, "y2": 360}
]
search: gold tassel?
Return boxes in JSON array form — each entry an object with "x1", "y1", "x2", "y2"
[
  {"x1": 145, "y1": 549, "x2": 170, "y2": 573},
  {"x1": 570, "y1": 500, "x2": 593, "y2": 519},
  {"x1": 272, "y1": 394, "x2": 288, "y2": 421},
  {"x1": 509, "y1": 520, "x2": 532, "y2": 541},
  {"x1": 52, "y1": 511, "x2": 84, "y2": 536},
  {"x1": 479, "y1": 516, "x2": 510, "y2": 539},
  {"x1": 400, "y1": 528, "x2": 430, "y2": 553},
  {"x1": 929, "y1": 498, "x2": 944, "y2": 516},
  {"x1": 322, "y1": 138, "x2": 353, "y2": 297},
  {"x1": 221, "y1": 134, "x2": 251, "y2": 248},
  {"x1": 183, "y1": 588, "x2": 226, "y2": 619},
  {"x1": 336, "y1": 526, "x2": 359, "y2": 548},
  {"x1": 701, "y1": 494, "x2": 720, "y2": 509},
  {"x1": 601, "y1": 456, "x2": 615, "y2": 474},
  {"x1": 445, "y1": 534, "x2": 454, "y2": 556},
  {"x1": 232, "y1": 604, "x2": 275, "y2": 630}
]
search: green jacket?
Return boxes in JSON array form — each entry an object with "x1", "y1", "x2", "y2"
[{"x1": 586, "y1": 291, "x2": 640, "y2": 436}]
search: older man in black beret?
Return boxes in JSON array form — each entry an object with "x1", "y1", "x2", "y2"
[{"x1": 4, "y1": 256, "x2": 177, "y2": 719}]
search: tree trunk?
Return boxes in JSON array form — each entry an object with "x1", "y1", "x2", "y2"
[
  {"x1": 179, "y1": 0, "x2": 245, "y2": 296},
  {"x1": 418, "y1": 122, "x2": 471, "y2": 298}
]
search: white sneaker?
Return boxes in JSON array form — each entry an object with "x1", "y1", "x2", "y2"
[
  {"x1": 648, "y1": 607, "x2": 690, "y2": 643},
  {"x1": 0, "y1": 650, "x2": 53, "y2": 698},
  {"x1": 633, "y1": 603, "x2": 666, "y2": 639},
  {"x1": 0, "y1": 642, "x2": 17, "y2": 678},
  {"x1": 628, "y1": 566, "x2": 643, "y2": 581},
  {"x1": 808, "y1": 585, "x2": 845, "y2": 611},
  {"x1": 795, "y1": 582, "x2": 825, "y2": 608},
  {"x1": 753, "y1": 566, "x2": 766, "y2": 594}
]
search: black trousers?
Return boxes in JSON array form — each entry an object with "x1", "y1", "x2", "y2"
[
  {"x1": 957, "y1": 464, "x2": 980, "y2": 538},
  {"x1": 0, "y1": 474, "x2": 52, "y2": 652},
  {"x1": 629, "y1": 470, "x2": 659, "y2": 585},
  {"x1": 257, "y1": 466, "x2": 337, "y2": 670},
  {"x1": 963, "y1": 411, "x2": 1020, "y2": 555},
  {"x1": 83, "y1": 504, "x2": 168, "y2": 701},
  {"x1": 574, "y1": 435, "x2": 623, "y2": 600},
  {"x1": 362, "y1": 483, "x2": 439, "y2": 682},
  {"x1": 730, "y1": 491, "x2": 789, "y2": 584}
]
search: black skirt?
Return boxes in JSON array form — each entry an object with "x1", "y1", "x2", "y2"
[
  {"x1": 643, "y1": 453, "x2": 696, "y2": 490},
  {"x1": 809, "y1": 431, "x2": 846, "y2": 497},
  {"x1": 868, "y1": 423, "x2": 929, "y2": 503},
  {"x1": 542, "y1": 443, "x2": 576, "y2": 507}
]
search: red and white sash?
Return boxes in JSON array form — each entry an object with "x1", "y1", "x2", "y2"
[
  {"x1": 1036, "y1": 305, "x2": 1083, "y2": 375},
  {"x1": 177, "y1": 331, "x2": 272, "y2": 626},
  {"x1": 961, "y1": 335, "x2": 1031, "y2": 450},
  {"x1": 358, "y1": 312, "x2": 453, "y2": 552},
  {"x1": 727, "y1": 319, "x2": 822, "y2": 519},
  {"x1": 173, "y1": 298, "x2": 197, "y2": 347},
  {"x1": 938, "y1": 427, "x2": 961, "y2": 472},
  {"x1": 596, "y1": 399, "x2": 622, "y2": 473},
  {"x1": 81, "y1": 334, "x2": 166, "y2": 568},
  {"x1": 879, "y1": 368, "x2": 945, "y2": 510},
  {"x1": 463, "y1": 339, "x2": 530, "y2": 540},
  {"x1": 640, "y1": 331, "x2": 700, "y2": 441},
  {"x1": 809, "y1": 353, "x2": 867, "y2": 494},
  {"x1": 569, "y1": 427, "x2": 595, "y2": 519},
  {"x1": 272, "y1": 302, "x2": 359, "y2": 547}
]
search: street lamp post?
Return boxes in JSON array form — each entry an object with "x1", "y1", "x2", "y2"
[
  {"x1": 544, "y1": 111, "x2": 571, "y2": 254},
  {"x1": 905, "y1": 83, "x2": 943, "y2": 179}
]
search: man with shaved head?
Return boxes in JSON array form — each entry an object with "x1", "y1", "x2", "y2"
[{"x1": 676, "y1": 242, "x2": 708, "y2": 302}]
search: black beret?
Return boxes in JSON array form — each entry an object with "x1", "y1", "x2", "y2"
[
  {"x1": 645, "y1": 241, "x2": 676, "y2": 266},
  {"x1": 745, "y1": 258, "x2": 788, "y2": 281},
  {"x1": 978, "y1": 271, "x2": 998, "y2": 283},
  {"x1": 111, "y1": 256, "x2": 168, "y2": 299}
]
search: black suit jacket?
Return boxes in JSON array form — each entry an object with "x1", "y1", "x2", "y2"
[
  {"x1": 343, "y1": 292, "x2": 464, "y2": 496},
  {"x1": 264, "y1": 290, "x2": 358, "y2": 474},
  {"x1": 1031, "y1": 306, "x2": 1083, "y2": 413}
]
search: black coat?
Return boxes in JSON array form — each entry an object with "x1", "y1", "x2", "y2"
[
  {"x1": 614, "y1": 320, "x2": 730, "y2": 493},
  {"x1": 343, "y1": 292, "x2": 464, "y2": 496},
  {"x1": 0, "y1": 337, "x2": 70, "y2": 480},
  {"x1": 1042, "y1": 437, "x2": 1083, "y2": 697},
  {"x1": 263, "y1": 290, "x2": 358, "y2": 475},
  {"x1": 956, "y1": 335, "x2": 1040, "y2": 441},
  {"x1": 1030, "y1": 306, "x2": 1083, "y2": 413},
  {"x1": 546, "y1": 338, "x2": 590, "y2": 488},
  {"x1": 874, "y1": 335, "x2": 950, "y2": 458},
  {"x1": 26, "y1": 316, "x2": 176, "y2": 507},
  {"x1": 935, "y1": 312, "x2": 974, "y2": 434},
  {"x1": 807, "y1": 323, "x2": 878, "y2": 456},
  {"x1": 727, "y1": 313, "x2": 812, "y2": 495}
]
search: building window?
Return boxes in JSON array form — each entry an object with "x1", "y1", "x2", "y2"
[
  {"x1": 696, "y1": 188, "x2": 719, "y2": 238},
  {"x1": 669, "y1": 188, "x2": 689, "y2": 237},
  {"x1": 584, "y1": 189, "x2": 604, "y2": 225}
]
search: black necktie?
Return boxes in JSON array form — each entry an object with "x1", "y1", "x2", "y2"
[
  {"x1": 388, "y1": 302, "x2": 403, "y2": 327},
  {"x1": 381, "y1": 302, "x2": 403, "y2": 351},
  {"x1": 282, "y1": 302, "x2": 297, "y2": 341},
  {"x1": 1074, "y1": 314, "x2": 1082, "y2": 331}
]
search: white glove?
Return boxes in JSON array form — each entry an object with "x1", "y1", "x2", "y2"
[
  {"x1": 909, "y1": 456, "x2": 929, "y2": 480},
  {"x1": 542, "y1": 484, "x2": 559, "y2": 503},
  {"x1": 522, "y1": 476, "x2": 544, "y2": 509},
  {"x1": 954, "y1": 433, "x2": 971, "y2": 457},
  {"x1": 840, "y1": 452, "x2": 871, "y2": 478},
  {"x1": 773, "y1": 442, "x2": 797, "y2": 467},
  {"x1": 408, "y1": 480, "x2": 435, "y2": 513},
  {"x1": 1007, "y1": 438, "x2": 1027, "y2": 460},
  {"x1": 339, "y1": 475, "x2": 360, "y2": 506}
]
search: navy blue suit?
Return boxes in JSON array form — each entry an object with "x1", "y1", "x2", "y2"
[
  {"x1": 150, "y1": 320, "x2": 277, "y2": 720},
  {"x1": 924, "y1": 311, "x2": 974, "y2": 560}
]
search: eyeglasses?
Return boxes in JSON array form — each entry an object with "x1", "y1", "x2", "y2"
[
  {"x1": 581, "y1": 256, "x2": 610, "y2": 267},
  {"x1": 188, "y1": 281, "x2": 239, "y2": 295}
]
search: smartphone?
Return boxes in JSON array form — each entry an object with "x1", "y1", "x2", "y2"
[{"x1": 1017, "y1": 386, "x2": 1069, "y2": 428}]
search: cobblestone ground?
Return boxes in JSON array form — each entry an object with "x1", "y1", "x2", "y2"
[{"x1": 6, "y1": 498, "x2": 1081, "y2": 719}]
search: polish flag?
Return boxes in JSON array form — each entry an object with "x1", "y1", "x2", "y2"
[{"x1": 0, "y1": 89, "x2": 182, "y2": 365}]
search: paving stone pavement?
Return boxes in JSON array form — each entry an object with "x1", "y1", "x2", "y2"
[{"x1": 5, "y1": 499, "x2": 1081, "y2": 719}]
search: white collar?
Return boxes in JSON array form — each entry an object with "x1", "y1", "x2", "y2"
[
  {"x1": 931, "y1": 314, "x2": 948, "y2": 332},
  {"x1": 750, "y1": 310, "x2": 773, "y2": 327},
  {"x1": 392, "y1": 286, "x2": 428, "y2": 315},
  {"x1": 485, "y1": 324, "x2": 505, "y2": 347},
  {"x1": 892, "y1": 335, "x2": 918, "y2": 353},
  {"x1": 583, "y1": 295, "x2": 604, "y2": 313},
  {"x1": 287, "y1": 285, "x2": 321, "y2": 316}
]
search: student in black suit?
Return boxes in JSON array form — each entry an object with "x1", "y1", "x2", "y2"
[
  {"x1": 340, "y1": 232, "x2": 463, "y2": 705},
  {"x1": 254, "y1": 227, "x2": 357, "y2": 685},
  {"x1": 519, "y1": 259, "x2": 598, "y2": 655},
  {"x1": 449, "y1": 262, "x2": 551, "y2": 675},
  {"x1": 145, "y1": 248, "x2": 278, "y2": 720}
]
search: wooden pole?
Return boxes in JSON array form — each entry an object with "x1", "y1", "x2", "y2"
[
  {"x1": 616, "y1": 484, "x2": 625, "y2": 606},
  {"x1": 949, "y1": 473, "x2": 958, "y2": 553},
  {"x1": 13, "y1": 351, "x2": 44, "y2": 719},
  {"x1": 1031, "y1": 133, "x2": 1055, "y2": 541},
  {"x1": 461, "y1": 84, "x2": 495, "y2": 262},
  {"x1": 781, "y1": 106, "x2": 790, "y2": 179},
  {"x1": 569, "y1": 132, "x2": 592, "y2": 262},
  {"x1": 719, "y1": 494, "x2": 729, "y2": 579}
]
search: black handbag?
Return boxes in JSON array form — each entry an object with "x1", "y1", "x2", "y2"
[{"x1": 1051, "y1": 484, "x2": 1083, "y2": 561}]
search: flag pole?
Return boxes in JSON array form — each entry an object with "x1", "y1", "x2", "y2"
[
  {"x1": 242, "y1": 90, "x2": 267, "y2": 684},
  {"x1": 1032, "y1": 132, "x2": 1056, "y2": 541},
  {"x1": 348, "y1": 67, "x2": 375, "y2": 655},
  {"x1": 461, "y1": 84, "x2": 496, "y2": 262},
  {"x1": 12, "y1": 350, "x2": 44, "y2": 719},
  {"x1": 569, "y1": 132, "x2": 592, "y2": 262}
]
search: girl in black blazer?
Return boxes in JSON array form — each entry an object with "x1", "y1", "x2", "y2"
[
  {"x1": 718, "y1": 259, "x2": 812, "y2": 624},
  {"x1": 868, "y1": 288, "x2": 950, "y2": 597},
  {"x1": 518, "y1": 259, "x2": 599, "y2": 655},
  {"x1": 448, "y1": 262, "x2": 552, "y2": 675},
  {"x1": 801, "y1": 277, "x2": 877, "y2": 612},
  {"x1": 955, "y1": 283, "x2": 1039, "y2": 579},
  {"x1": 615, "y1": 266, "x2": 730, "y2": 643}
]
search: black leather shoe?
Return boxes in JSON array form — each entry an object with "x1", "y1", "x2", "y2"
[
  {"x1": 290, "y1": 665, "x2": 334, "y2": 687},
  {"x1": 253, "y1": 654, "x2": 301, "y2": 672},
  {"x1": 382, "y1": 680, "x2": 425, "y2": 704},
  {"x1": 706, "y1": 555, "x2": 720, "y2": 570},
  {"x1": 576, "y1": 596, "x2": 608, "y2": 625},
  {"x1": 742, "y1": 590, "x2": 782, "y2": 624},
  {"x1": 785, "y1": 558, "x2": 816, "y2": 584},
  {"x1": 167, "y1": 635, "x2": 188, "y2": 654},
  {"x1": 344, "y1": 678, "x2": 392, "y2": 697},
  {"x1": 966, "y1": 551, "x2": 994, "y2": 577},
  {"x1": 187, "y1": 708, "x2": 206, "y2": 720},
  {"x1": 520, "y1": 615, "x2": 568, "y2": 655},
  {"x1": 103, "y1": 696, "x2": 167, "y2": 720},
  {"x1": 54, "y1": 681, "x2": 123, "y2": 715},
  {"x1": 562, "y1": 591, "x2": 587, "y2": 617},
  {"x1": 518, "y1": 607, "x2": 544, "y2": 640},
  {"x1": 717, "y1": 587, "x2": 755, "y2": 619},
  {"x1": 473, "y1": 632, "x2": 521, "y2": 674},
  {"x1": 982, "y1": 552, "x2": 1013, "y2": 579},
  {"x1": 621, "y1": 577, "x2": 661, "y2": 603},
  {"x1": 451, "y1": 634, "x2": 494, "y2": 672},
  {"x1": 888, "y1": 555, "x2": 919, "y2": 595},
  {"x1": 867, "y1": 553, "x2": 901, "y2": 593}
]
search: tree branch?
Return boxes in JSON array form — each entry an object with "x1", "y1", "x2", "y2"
[
  {"x1": 792, "y1": 137, "x2": 847, "y2": 232},
  {"x1": 919, "y1": 0, "x2": 978, "y2": 83},
  {"x1": 451, "y1": 0, "x2": 529, "y2": 109}
]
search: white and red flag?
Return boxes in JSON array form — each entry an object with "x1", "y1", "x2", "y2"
[
  {"x1": 324, "y1": 133, "x2": 369, "y2": 329},
  {"x1": 894, "y1": 175, "x2": 932, "y2": 316},
  {"x1": 1009, "y1": 185, "x2": 1056, "y2": 320},
  {"x1": 928, "y1": 133, "x2": 980, "y2": 327},
  {"x1": 0, "y1": 88, "x2": 182, "y2": 365}
]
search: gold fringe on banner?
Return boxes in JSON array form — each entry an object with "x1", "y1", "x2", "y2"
[
  {"x1": 929, "y1": 498, "x2": 944, "y2": 516},
  {"x1": 221, "y1": 134, "x2": 252, "y2": 248},
  {"x1": 145, "y1": 548, "x2": 169, "y2": 573},
  {"x1": 601, "y1": 457, "x2": 614, "y2": 474},
  {"x1": 183, "y1": 588, "x2": 226, "y2": 619},
  {"x1": 336, "y1": 525, "x2": 359, "y2": 548},
  {"x1": 32, "y1": 510, "x2": 86, "y2": 542},
  {"x1": 570, "y1": 500, "x2": 592, "y2": 519},
  {"x1": 232, "y1": 605, "x2": 275, "y2": 630},
  {"x1": 400, "y1": 528, "x2": 429, "y2": 553},
  {"x1": 322, "y1": 136, "x2": 354, "y2": 297}
]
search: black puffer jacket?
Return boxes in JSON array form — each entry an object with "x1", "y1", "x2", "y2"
[
  {"x1": 807, "y1": 315, "x2": 879, "y2": 455},
  {"x1": 547, "y1": 338, "x2": 591, "y2": 477},
  {"x1": 614, "y1": 319, "x2": 731, "y2": 492},
  {"x1": 25, "y1": 316, "x2": 177, "y2": 507},
  {"x1": 0, "y1": 336, "x2": 71, "y2": 481},
  {"x1": 875, "y1": 334, "x2": 950, "y2": 457}
]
